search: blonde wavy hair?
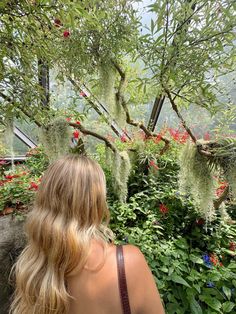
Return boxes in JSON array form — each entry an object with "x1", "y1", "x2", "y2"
[{"x1": 10, "y1": 155, "x2": 113, "y2": 314}]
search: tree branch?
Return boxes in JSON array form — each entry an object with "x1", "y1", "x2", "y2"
[
  {"x1": 189, "y1": 29, "x2": 235, "y2": 47},
  {"x1": 164, "y1": 88, "x2": 197, "y2": 143},
  {"x1": 168, "y1": 1, "x2": 207, "y2": 41},
  {"x1": 69, "y1": 122, "x2": 117, "y2": 153},
  {"x1": 68, "y1": 76, "x2": 129, "y2": 139},
  {"x1": 113, "y1": 62, "x2": 170, "y2": 153}
]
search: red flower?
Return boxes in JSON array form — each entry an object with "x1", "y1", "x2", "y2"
[
  {"x1": 63, "y1": 30, "x2": 70, "y2": 38},
  {"x1": 5, "y1": 175, "x2": 14, "y2": 180},
  {"x1": 75, "y1": 121, "x2": 81, "y2": 125},
  {"x1": 54, "y1": 18, "x2": 62, "y2": 27},
  {"x1": 149, "y1": 160, "x2": 159, "y2": 170},
  {"x1": 120, "y1": 134, "x2": 127, "y2": 142},
  {"x1": 216, "y1": 181, "x2": 228, "y2": 197},
  {"x1": 154, "y1": 133, "x2": 162, "y2": 144},
  {"x1": 73, "y1": 130, "x2": 80, "y2": 139},
  {"x1": 210, "y1": 254, "x2": 218, "y2": 266},
  {"x1": 159, "y1": 204, "x2": 169, "y2": 214},
  {"x1": 196, "y1": 218, "x2": 205, "y2": 225},
  {"x1": 169, "y1": 128, "x2": 189, "y2": 143},
  {"x1": 29, "y1": 182, "x2": 38, "y2": 191}
]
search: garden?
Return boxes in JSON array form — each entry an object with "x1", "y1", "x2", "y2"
[{"x1": 0, "y1": 0, "x2": 236, "y2": 313}]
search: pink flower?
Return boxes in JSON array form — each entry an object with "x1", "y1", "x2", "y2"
[
  {"x1": 204, "y1": 132, "x2": 211, "y2": 141},
  {"x1": 0, "y1": 160, "x2": 7, "y2": 165},
  {"x1": 80, "y1": 91, "x2": 87, "y2": 97},
  {"x1": 66, "y1": 117, "x2": 71, "y2": 122},
  {"x1": 120, "y1": 134, "x2": 127, "y2": 142},
  {"x1": 63, "y1": 30, "x2": 70, "y2": 38},
  {"x1": 149, "y1": 160, "x2": 159, "y2": 170},
  {"x1": 159, "y1": 204, "x2": 169, "y2": 214}
]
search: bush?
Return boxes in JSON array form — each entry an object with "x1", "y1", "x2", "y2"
[{"x1": 101, "y1": 139, "x2": 236, "y2": 313}]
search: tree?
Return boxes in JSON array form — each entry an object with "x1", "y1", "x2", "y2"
[{"x1": 0, "y1": 0, "x2": 236, "y2": 214}]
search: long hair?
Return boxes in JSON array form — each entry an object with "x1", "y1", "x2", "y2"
[{"x1": 10, "y1": 155, "x2": 113, "y2": 314}]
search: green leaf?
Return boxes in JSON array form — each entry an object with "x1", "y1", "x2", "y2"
[
  {"x1": 170, "y1": 274, "x2": 191, "y2": 288},
  {"x1": 189, "y1": 255, "x2": 204, "y2": 264},
  {"x1": 201, "y1": 296, "x2": 222, "y2": 312},
  {"x1": 222, "y1": 286, "x2": 231, "y2": 300},
  {"x1": 222, "y1": 301, "x2": 235, "y2": 313},
  {"x1": 190, "y1": 297, "x2": 203, "y2": 314},
  {"x1": 175, "y1": 238, "x2": 188, "y2": 249},
  {"x1": 150, "y1": 19, "x2": 155, "y2": 34},
  {"x1": 228, "y1": 262, "x2": 236, "y2": 268}
]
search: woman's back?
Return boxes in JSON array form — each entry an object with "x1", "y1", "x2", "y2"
[
  {"x1": 11, "y1": 155, "x2": 164, "y2": 314},
  {"x1": 67, "y1": 241, "x2": 165, "y2": 314}
]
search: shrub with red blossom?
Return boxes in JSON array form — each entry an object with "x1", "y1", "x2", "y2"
[
  {"x1": 159, "y1": 204, "x2": 169, "y2": 214},
  {"x1": 63, "y1": 30, "x2": 70, "y2": 38},
  {"x1": 73, "y1": 129, "x2": 80, "y2": 139}
]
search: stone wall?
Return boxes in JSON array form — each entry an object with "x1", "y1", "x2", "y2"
[{"x1": 0, "y1": 215, "x2": 26, "y2": 314}]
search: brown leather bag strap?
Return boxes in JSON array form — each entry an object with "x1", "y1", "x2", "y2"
[{"x1": 116, "y1": 245, "x2": 131, "y2": 314}]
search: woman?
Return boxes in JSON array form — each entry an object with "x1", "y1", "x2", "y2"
[{"x1": 11, "y1": 155, "x2": 165, "y2": 314}]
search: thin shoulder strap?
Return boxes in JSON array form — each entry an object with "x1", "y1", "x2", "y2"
[{"x1": 116, "y1": 245, "x2": 131, "y2": 314}]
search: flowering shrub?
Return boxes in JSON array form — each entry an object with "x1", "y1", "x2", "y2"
[
  {"x1": 0, "y1": 169, "x2": 39, "y2": 213},
  {"x1": 103, "y1": 136, "x2": 236, "y2": 313},
  {"x1": 0, "y1": 146, "x2": 48, "y2": 213}
]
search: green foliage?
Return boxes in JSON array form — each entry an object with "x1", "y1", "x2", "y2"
[
  {"x1": 0, "y1": 166, "x2": 39, "y2": 212},
  {"x1": 140, "y1": 0, "x2": 236, "y2": 113},
  {"x1": 106, "y1": 144, "x2": 236, "y2": 313},
  {"x1": 25, "y1": 146, "x2": 49, "y2": 176}
]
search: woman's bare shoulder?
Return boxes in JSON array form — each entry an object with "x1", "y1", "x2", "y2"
[{"x1": 122, "y1": 245, "x2": 165, "y2": 314}]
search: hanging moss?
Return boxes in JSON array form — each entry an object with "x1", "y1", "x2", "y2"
[
  {"x1": 178, "y1": 141, "x2": 216, "y2": 221},
  {"x1": 99, "y1": 62, "x2": 116, "y2": 114},
  {"x1": 226, "y1": 164, "x2": 236, "y2": 199},
  {"x1": 218, "y1": 203, "x2": 231, "y2": 222},
  {"x1": 110, "y1": 150, "x2": 131, "y2": 203},
  {"x1": 115, "y1": 102, "x2": 126, "y2": 128},
  {"x1": 40, "y1": 117, "x2": 71, "y2": 162}
]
